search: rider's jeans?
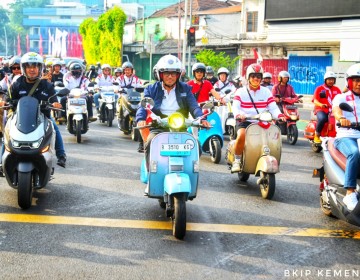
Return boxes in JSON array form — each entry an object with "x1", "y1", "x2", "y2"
[
  {"x1": 316, "y1": 111, "x2": 328, "y2": 134},
  {"x1": 334, "y1": 137, "x2": 360, "y2": 189},
  {"x1": 51, "y1": 118, "x2": 66, "y2": 158}
]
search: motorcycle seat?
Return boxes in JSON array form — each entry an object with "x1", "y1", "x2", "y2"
[{"x1": 327, "y1": 138, "x2": 346, "y2": 171}]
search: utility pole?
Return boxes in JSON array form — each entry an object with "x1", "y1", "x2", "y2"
[
  {"x1": 182, "y1": 0, "x2": 188, "y2": 66},
  {"x1": 187, "y1": 0, "x2": 192, "y2": 76},
  {"x1": 4, "y1": 27, "x2": 8, "y2": 57}
]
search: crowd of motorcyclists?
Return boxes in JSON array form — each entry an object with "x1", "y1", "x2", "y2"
[{"x1": 0, "y1": 51, "x2": 359, "y2": 213}]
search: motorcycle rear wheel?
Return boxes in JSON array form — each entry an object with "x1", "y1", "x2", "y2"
[
  {"x1": 260, "y1": 172, "x2": 275, "y2": 200},
  {"x1": 320, "y1": 193, "x2": 333, "y2": 217},
  {"x1": 18, "y1": 172, "x2": 33, "y2": 209},
  {"x1": 238, "y1": 172, "x2": 250, "y2": 182},
  {"x1": 287, "y1": 124, "x2": 298, "y2": 145},
  {"x1": 172, "y1": 193, "x2": 187, "y2": 240}
]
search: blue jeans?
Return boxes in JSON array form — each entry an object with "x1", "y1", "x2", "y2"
[
  {"x1": 316, "y1": 111, "x2": 328, "y2": 134},
  {"x1": 334, "y1": 137, "x2": 360, "y2": 189}
]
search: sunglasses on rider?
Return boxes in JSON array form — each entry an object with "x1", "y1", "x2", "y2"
[
  {"x1": 249, "y1": 73, "x2": 263, "y2": 79},
  {"x1": 163, "y1": 71, "x2": 178, "y2": 77},
  {"x1": 11, "y1": 66, "x2": 21, "y2": 70}
]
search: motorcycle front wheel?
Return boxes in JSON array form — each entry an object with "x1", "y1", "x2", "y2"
[
  {"x1": 312, "y1": 143, "x2": 322, "y2": 153},
  {"x1": 320, "y1": 192, "x2": 333, "y2": 217},
  {"x1": 106, "y1": 109, "x2": 113, "y2": 127},
  {"x1": 238, "y1": 172, "x2": 250, "y2": 182},
  {"x1": 210, "y1": 138, "x2": 221, "y2": 164},
  {"x1": 287, "y1": 124, "x2": 298, "y2": 145},
  {"x1": 260, "y1": 172, "x2": 275, "y2": 200},
  {"x1": 18, "y1": 171, "x2": 33, "y2": 209},
  {"x1": 76, "y1": 120, "x2": 82, "y2": 143},
  {"x1": 172, "y1": 193, "x2": 187, "y2": 240}
]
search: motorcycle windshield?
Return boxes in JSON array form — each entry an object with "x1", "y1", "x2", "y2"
[
  {"x1": 16, "y1": 96, "x2": 40, "y2": 134},
  {"x1": 125, "y1": 90, "x2": 141, "y2": 103}
]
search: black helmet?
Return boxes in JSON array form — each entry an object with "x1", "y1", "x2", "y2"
[
  {"x1": 89, "y1": 65, "x2": 95, "y2": 71},
  {"x1": 70, "y1": 63, "x2": 83, "y2": 78},
  {"x1": 192, "y1": 63, "x2": 206, "y2": 76},
  {"x1": 206, "y1": 66, "x2": 214, "y2": 74}
]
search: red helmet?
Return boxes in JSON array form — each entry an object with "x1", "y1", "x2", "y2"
[{"x1": 246, "y1": 64, "x2": 263, "y2": 80}]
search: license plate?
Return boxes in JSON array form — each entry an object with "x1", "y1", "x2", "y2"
[
  {"x1": 160, "y1": 144, "x2": 191, "y2": 156},
  {"x1": 69, "y1": 99, "x2": 86, "y2": 106}
]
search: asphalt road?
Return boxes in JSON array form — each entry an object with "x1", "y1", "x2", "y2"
[{"x1": 0, "y1": 114, "x2": 359, "y2": 280}]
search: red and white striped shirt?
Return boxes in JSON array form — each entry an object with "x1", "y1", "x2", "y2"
[{"x1": 232, "y1": 86, "x2": 282, "y2": 120}]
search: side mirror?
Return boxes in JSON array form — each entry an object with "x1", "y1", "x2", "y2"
[
  {"x1": 54, "y1": 82, "x2": 64, "y2": 88},
  {"x1": 88, "y1": 82, "x2": 96, "y2": 87},
  {"x1": 57, "y1": 88, "x2": 70, "y2": 97},
  {"x1": 339, "y1": 102, "x2": 353, "y2": 112},
  {"x1": 215, "y1": 88, "x2": 220, "y2": 92},
  {"x1": 297, "y1": 94, "x2": 303, "y2": 99},
  {"x1": 113, "y1": 82, "x2": 119, "y2": 86},
  {"x1": 224, "y1": 89, "x2": 231, "y2": 94},
  {"x1": 141, "y1": 97, "x2": 154, "y2": 108}
]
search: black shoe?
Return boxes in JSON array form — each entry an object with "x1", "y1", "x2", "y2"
[
  {"x1": 57, "y1": 155, "x2": 66, "y2": 168},
  {"x1": 137, "y1": 142, "x2": 144, "y2": 153},
  {"x1": 0, "y1": 165, "x2": 4, "y2": 177}
]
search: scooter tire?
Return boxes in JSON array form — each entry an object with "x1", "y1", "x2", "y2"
[
  {"x1": 76, "y1": 120, "x2": 82, "y2": 143},
  {"x1": 210, "y1": 139, "x2": 222, "y2": 164},
  {"x1": 18, "y1": 172, "x2": 33, "y2": 209},
  {"x1": 260, "y1": 173, "x2": 275, "y2": 200},
  {"x1": 320, "y1": 193, "x2": 333, "y2": 217},
  {"x1": 312, "y1": 143, "x2": 322, "y2": 153},
  {"x1": 238, "y1": 172, "x2": 250, "y2": 182},
  {"x1": 287, "y1": 124, "x2": 298, "y2": 145},
  {"x1": 107, "y1": 109, "x2": 113, "y2": 127},
  {"x1": 172, "y1": 193, "x2": 187, "y2": 240},
  {"x1": 131, "y1": 126, "x2": 140, "y2": 142}
]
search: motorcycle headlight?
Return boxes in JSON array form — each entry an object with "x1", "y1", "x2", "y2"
[
  {"x1": 11, "y1": 137, "x2": 43, "y2": 149},
  {"x1": 168, "y1": 112, "x2": 185, "y2": 130},
  {"x1": 259, "y1": 111, "x2": 273, "y2": 122}
]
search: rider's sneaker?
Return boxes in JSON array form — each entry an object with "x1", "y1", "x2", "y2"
[
  {"x1": 57, "y1": 117, "x2": 66, "y2": 122},
  {"x1": 57, "y1": 155, "x2": 66, "y2": 168},
  {"x1": 88, "y1": 116, "x2": 97, "y2": 122},
  {"x1": 343, "y1": 192, "x2": 358, "y2": 211},
  {"x1": 231, "y1": 161, "x2": 241, "y2": 173},
  {"x1": 0, "y1": 164, "x2": 4, "y2": 177},
  {"x1": 144, "y1": 184, "x2": 149, "y2": 196},
  {"x1": 314, "y1": 134, "x2": 322, "y2": 144}
]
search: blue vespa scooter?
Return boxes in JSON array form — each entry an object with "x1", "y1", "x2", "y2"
[
  {"x1": 189, "y1": 101, "x2": 224, "y2": 163},
  {"x1": 139, "y1": 98, "x2": 210, "y2": 239}
]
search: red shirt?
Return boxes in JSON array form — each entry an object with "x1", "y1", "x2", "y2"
[
  {"x1": 312, "y1": 84, "x2": 342, "y2": 114},
  {"x1": 187, "y1": 80, "x2": 214, "y2": 103}
]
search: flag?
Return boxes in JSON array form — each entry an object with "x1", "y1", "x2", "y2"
[
  {"x1": 26, "y1": 34, "x2": 29, "y2": 52},
  {"x1": 54, "y1": 28, "x2": 62, "y2": 57},
  {"x1": 48, "y1": 28, "x2": 52, "y2": 56},
  {"x1": 39, "y1": 33, "x2": 43, "y2": 55},
  {"x1": 67, "y1": 32, "x2": 71, "y2": 56},
  {"x1": 253, "y1": 48, "x2": 263, "y2": 64},
  {"x1": 61, "y1": 30, "x2": 68, "y2": 58},
  {"x1": 17, "y1": 34, "x2": 21, "y2": 56}
]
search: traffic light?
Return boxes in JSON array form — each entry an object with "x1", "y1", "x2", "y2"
[{"x1": 187, "y1": 27, "x2": 196, "y2": 47}]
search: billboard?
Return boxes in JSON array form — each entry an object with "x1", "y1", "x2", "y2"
[{"x1": 265, "y1": 0, "x2": 360, "y2": 21}]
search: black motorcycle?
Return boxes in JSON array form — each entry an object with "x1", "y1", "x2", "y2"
[{"x1": 117, "y1": 87, "x2": 144, "y2": 141}]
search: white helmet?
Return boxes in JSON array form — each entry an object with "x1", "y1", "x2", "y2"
[
  {"x1": 263, "y1": 72, "x2": 272, "y2": 79},
  {"x1": 245, "y1": 63, "x2": 264, "y2": 80},
  {"x1": 345, "y1": 63, "x2": 360, "y2": 91},
  {"x1": 324, "y1": 71, "x2": 336, "y2": 81},
  {"x1": 157, "y1": 54, "x2": 182, "y2": 81},
  {"x1": 101, "y1": 64, "x2": 111, "y2": 70},
  {"x1": 21, "y1": 52, "x2": 44, "y2": 80},
  {"x1": 217, "y1": 67, "x2": 230, "y2": 77}
]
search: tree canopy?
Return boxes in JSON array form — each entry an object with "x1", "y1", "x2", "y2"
[
  {"x1": 79, "y1": 6, "x2": 127, "y2": 67},
  {"x1": 195, "y1": 49, "x2": 240, "y2": 73}
]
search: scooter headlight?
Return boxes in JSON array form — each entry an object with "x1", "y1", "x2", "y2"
[
  {"x1": 259, "y1": 111, "x2": 273, "y2": 122},
  {"x1": 168, "y1": 112, "x2": 185, "y2": 130},
  {"x1": 11, "y1": 137, "x2": 43, "y2": 149}
]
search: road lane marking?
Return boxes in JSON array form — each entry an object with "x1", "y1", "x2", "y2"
[{"x1": 0, "y1": 213, "x2": 359, "y2": 239}]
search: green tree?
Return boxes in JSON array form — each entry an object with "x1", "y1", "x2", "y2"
[
  {"x1": 195, "y1": 49, "x2": 240, "y2": 73},
  {"x1": 80, "y1": 6, "x2": 127, "y2": 67}
]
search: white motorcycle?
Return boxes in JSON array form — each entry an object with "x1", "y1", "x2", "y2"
[
  {"x1": 66, "y1": 88, "x2": 89, "y2": 143},
  {"x1": 98, "y1": 85, "x2": 117, "y2": 127}
]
